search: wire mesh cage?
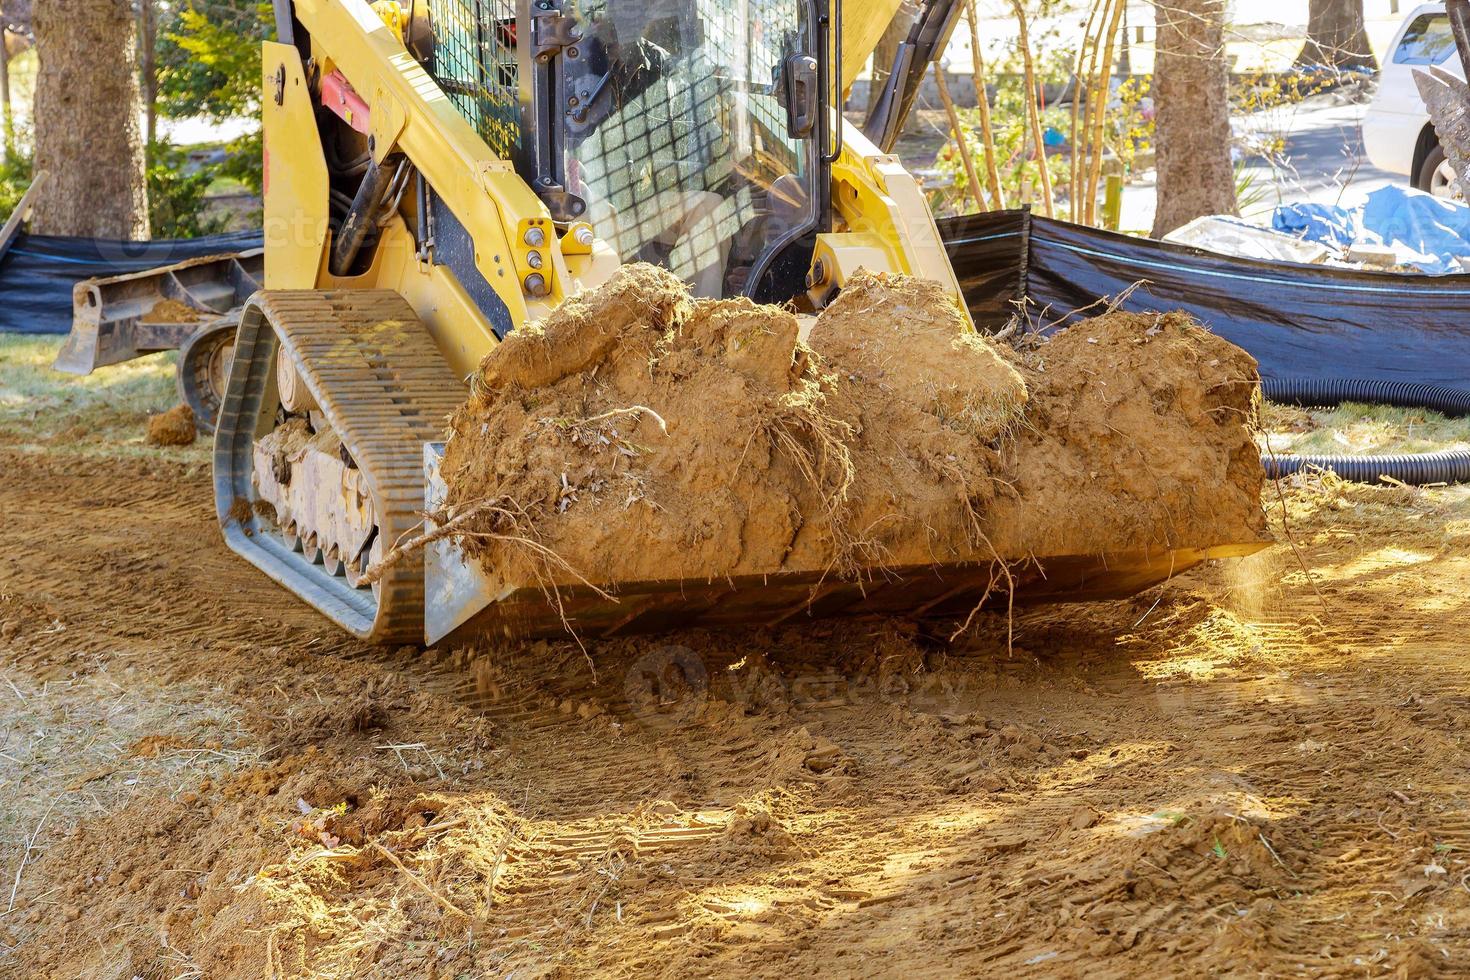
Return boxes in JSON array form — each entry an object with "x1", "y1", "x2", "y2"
[{"x1": 426, "y1": 0, "x2": 522, "y2": 158}]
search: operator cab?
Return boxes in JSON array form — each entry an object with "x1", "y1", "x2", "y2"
[{"x1": 419, "y1": 0, "x2": 836, "y2": 303}]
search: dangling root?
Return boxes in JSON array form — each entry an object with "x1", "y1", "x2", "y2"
[
  {"x1": 363, "y1": 496, "x2": 611, "y2": 605},
  {"x1": 763, "y1": 382, "x2": 862, "y2": 578},
  {"x1": 361, "y1": 497, "x2": 506, "y2": 586},
  {"x1": 949, "y1": 528, "x2": 1017, "y2": 653}
]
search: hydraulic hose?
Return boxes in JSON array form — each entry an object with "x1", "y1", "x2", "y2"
[
  {"x1": 329, "y1": 156, "x2": 401, "y2": 278},
  {"x1": 1260, "y1": 377, "x2": 1470, "y2": 485}
]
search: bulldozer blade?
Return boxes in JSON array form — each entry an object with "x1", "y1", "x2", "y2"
[
  {"x1": 53, "y1": 248, "x2": 263, "y2": 376},
  {"x1": 423, "y1": 444, "x2": 1267, "y2": 646},
  {"x1": 1416, "y1": 67, "x2": 1470, "y2": 198}
]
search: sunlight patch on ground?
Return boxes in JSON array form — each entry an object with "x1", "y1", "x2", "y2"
[
  {"x1": 1131, "y1": 607, "x2": 1272, "y2": 681},
  {"x1": 1316, "y1": 545, "x2": 1436, "y2": 584}
]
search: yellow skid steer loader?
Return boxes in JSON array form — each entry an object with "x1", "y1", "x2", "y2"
[{"x1": 197, "y1": 0, "x2": 1260, "y2": 644}]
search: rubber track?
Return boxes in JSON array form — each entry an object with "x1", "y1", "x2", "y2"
[{"x1": 215, "y1": 290, "x2": 464, "y2": 642}]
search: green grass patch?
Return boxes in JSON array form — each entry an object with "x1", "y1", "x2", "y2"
[
  {"x1": 1259, "y1": 400, "x2": 1470, "y2": 456},
  {"x1": 206, "y1": 174, "x2": 253, "y2": 196},
  {"x1": 0, "y1": 334, "x2": 207, "y2": 461}
]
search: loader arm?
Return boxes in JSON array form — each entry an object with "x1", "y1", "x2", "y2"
[
  {"x1": 861, "y1": 0, "x2": 966, "y2": 152},
  {"x1": 264, "y1": 0, "x2": 580, "y2": 371}
]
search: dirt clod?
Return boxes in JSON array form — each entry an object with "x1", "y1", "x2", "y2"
[
  {"x1": 145, "y1": 403, "x2": 196, "y2": 446},
  {"x1": 142, "y1": 298, "x2": 206, "y2": 324}
]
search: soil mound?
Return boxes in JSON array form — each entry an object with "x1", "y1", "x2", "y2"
[
  {"x1": 440, "y1": 263, "x2": 851, "y2": 591},
  {"x1": 145, "y1": 403, "x2": 197, "y2": 446},
  {"x1": 143, "y1": 298, "x2": 205, "y2": 324},
  {"x1": 992, "y1": 309, "x2": 1267, "y2": 556},
  {"x1": 440, "y1": 267, "x2": 1265, "y2": 598}
]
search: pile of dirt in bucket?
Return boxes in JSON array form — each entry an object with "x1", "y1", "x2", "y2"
[
  {"x1": 142, "y1": 298, "x2": 207, "y2": 324},
  {"x1": 438, "y1": 266, "x2": 1267, "y2": 596},
  {"x1": 988, "y1": 308, "x2": 1268, "y2": 558},
  {"x1": 145, "y1": 403, "x2": 197, "y2": 446}
]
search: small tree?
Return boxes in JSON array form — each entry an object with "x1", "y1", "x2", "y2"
[
  {"x1": 157, "y1": 0, "x2": 268, "y2": 194},
  {"x1": 157, "y1": 1, "x2": 268, "y2": 121}
]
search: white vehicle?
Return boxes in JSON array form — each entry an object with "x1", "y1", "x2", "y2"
[{"x1": 1363, "y1": 1, "x2": 1463, "y2": 196}]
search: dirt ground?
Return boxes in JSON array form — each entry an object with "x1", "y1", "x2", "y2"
[{"x1": 4, "y1": 338, "x2": 1470, "y2": 978}]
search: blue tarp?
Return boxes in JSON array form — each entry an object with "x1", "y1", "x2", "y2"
[
  {"x1": 1358, "y1": 185, "x2": 1470, "y2": 275},
  {"x1": 0, "y1": 229, "x2": 263, "y2": 334},
  {"x1": 1272, "y1": 202, "x2": 1357, "y2": 250},
  {"x1": 1273, "y1": 186, "x2": 1470, "y2": 275}
]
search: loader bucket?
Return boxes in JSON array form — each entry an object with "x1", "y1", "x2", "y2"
[
  {"x1": 53, "y1": 249, "x2": 263, "y2": 375},
  {"x1": 422, "y1": 444, "x2": 1267, "y2": 646}
]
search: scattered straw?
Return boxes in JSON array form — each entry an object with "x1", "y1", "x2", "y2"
[{"x1": 368, "y1": 840, "x2": 472, "y2": 920}]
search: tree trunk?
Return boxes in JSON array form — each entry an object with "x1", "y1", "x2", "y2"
[
  {"x1": 1083, "y1": 0, "x2": 1126, "y2": 225},
  {"x1": 139, "y1": 0, "x2": 157, "y2": 146},
  {"x1": 871, "y1": 0, "x2": 919, "y2": 91},
  {"x1": 1150, "y1": 0, "x2": 1236, "y2": 237},
  {"x1": 31, "y1": 0, "x2": 147, "y2": 238},
  {"x1": 1011, "y1": 0, "x2": 1053, "y2": 217},
  {"x1": 964, "y1": 0, "x2": 1004, "y2": 208},
  {"x1": 933, "y1": 61, "x2": 984, "y2": 212},
  {"x1": 1296, "y1": 0, "x2": 1376, "y2": 71}
]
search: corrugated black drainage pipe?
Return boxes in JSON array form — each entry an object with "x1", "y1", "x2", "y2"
[{"x1": 1260, "y1": 378, "x2": 1470, "y2": 486}]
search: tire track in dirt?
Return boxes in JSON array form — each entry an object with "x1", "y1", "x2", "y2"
[
  {"x1": 5, "y1": 445, "x2": 1470, "y2": 977},
  {"x1": 0, "y1": 448, "x2": 738, "y2": 861}
]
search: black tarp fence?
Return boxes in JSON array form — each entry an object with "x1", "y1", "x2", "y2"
[
  {"x1": 1, "y1": 216, "x2": 1466, "y2": 387},
  {"x1": 0, "y1": 230, "x2": 263, "y2": 335},
  {"x1": 940, "y1": 209, "x2": 1470, "y2": 387}
]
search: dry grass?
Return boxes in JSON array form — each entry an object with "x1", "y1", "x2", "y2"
[
  {"x1": 0, "y1": 650, "x2": 255, "y2": 920},
  {"x1": 936, "y1": 334, "x2": 1030, "y2": 443},
  {"x1": 245, "y1": 785, "x2": 642, "y2": 977},
  {"x1": 1270, "y1": 464, "x2": 1470, "y2": 535},
  {"x1": 1259, "y1": 399, "x2": 1470, "y2": 456}
]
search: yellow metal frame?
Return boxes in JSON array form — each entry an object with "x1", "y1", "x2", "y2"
[
  {"x1": 261, "y1": 42, "x2": 330, "y2": 290},
  {"x1": 813, "y1": 124, "x2": 970, "y2": 324},
  {"x1": 841, "y1": 0, "x2": 906, "y2": 91},
  {"x1": 297, "y1": 0, "x2": 570, "y2": 317}
]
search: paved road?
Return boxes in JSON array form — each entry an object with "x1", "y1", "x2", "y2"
[{"x1": 1122, "y1": 98, "x2": 1404, "y2": 232}]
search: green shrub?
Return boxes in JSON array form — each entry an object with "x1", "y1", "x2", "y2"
[
  {"x1": 147, "y1": 141, "x2": 229, "y2": 239},
  {"x1": 0, "y1": 146, "x2": 34, "y2": 220}
]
